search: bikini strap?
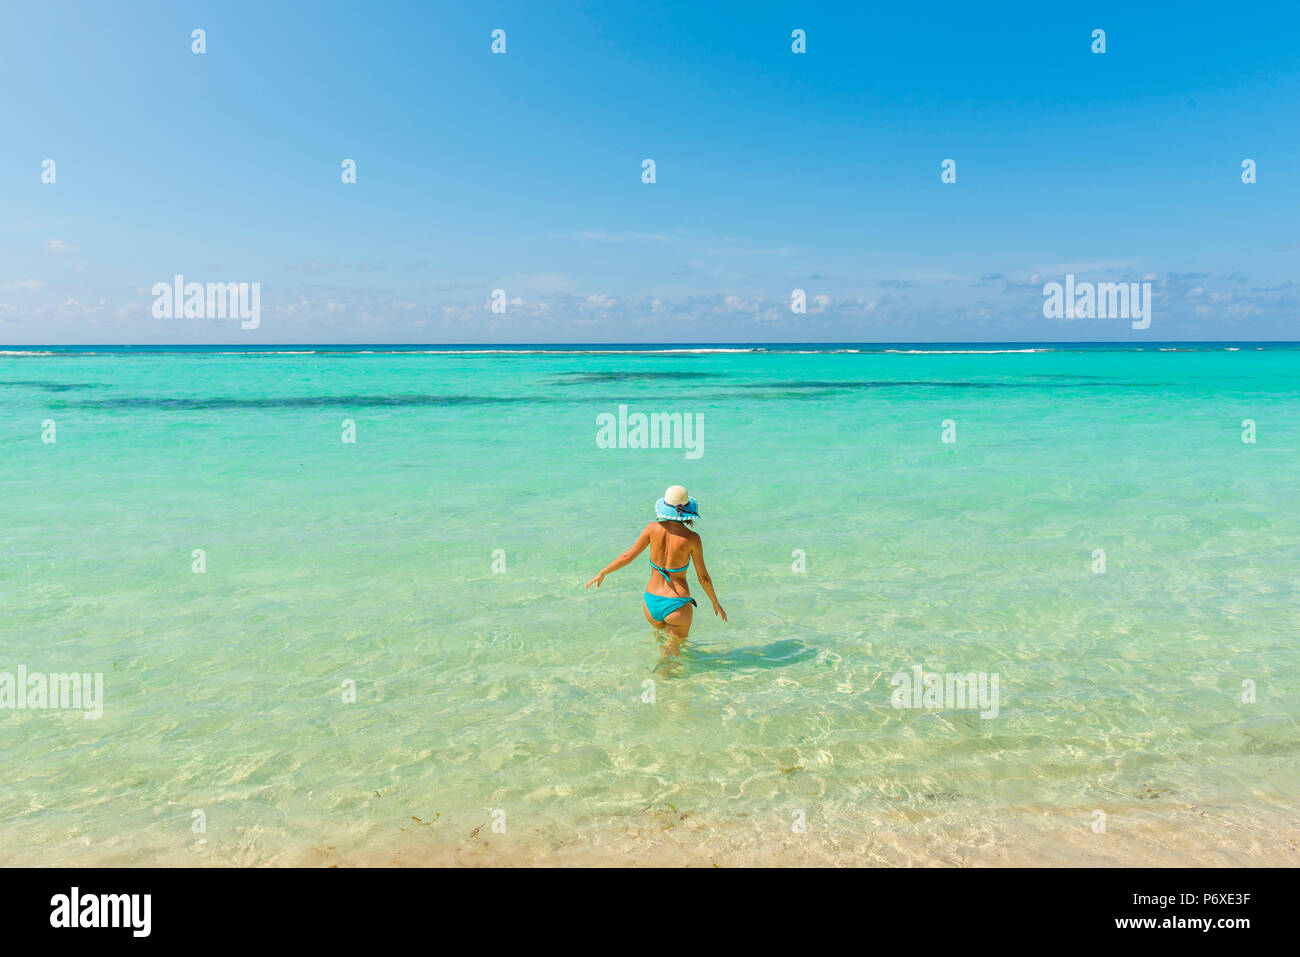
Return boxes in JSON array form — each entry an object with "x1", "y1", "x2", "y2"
[{"x1": 649, "y1": 557, "x2": 691, "y2": 591}]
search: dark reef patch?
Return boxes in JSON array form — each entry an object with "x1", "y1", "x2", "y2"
[{"x1": 69, "y1": 394, "x2": 537, "y2": 410}]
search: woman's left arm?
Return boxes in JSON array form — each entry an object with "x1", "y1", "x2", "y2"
[{"x1": 585, "y1": 526, "x2": 651, "y2": 588}]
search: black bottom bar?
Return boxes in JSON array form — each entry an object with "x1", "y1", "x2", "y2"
[{"x1": 0, "y1": 866, "x2": 1287, "y2": 944}]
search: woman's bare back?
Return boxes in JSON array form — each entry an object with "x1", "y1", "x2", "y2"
[{"x1": 645, "y1": 521, "x2": 696, "y2": 594}]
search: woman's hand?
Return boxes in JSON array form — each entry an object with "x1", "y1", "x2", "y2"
[
  {"x1": 713, "y1": 602, "x2": 727, "y2": 622},
  {"x1": 585, "y1": 573, "x2": 605, "y2": 589}
]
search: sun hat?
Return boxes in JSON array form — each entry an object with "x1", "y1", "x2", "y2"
[{"x1": 655, "y1": 485, "x2": 699, "y2": 522}]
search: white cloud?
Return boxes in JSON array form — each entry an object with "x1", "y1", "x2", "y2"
[
  {"x1": 571, "y1": 231, "x2": 667, "y2": 242},
  {"x1": 0, "y1": 279, "x2": 45, "y2": 291}
]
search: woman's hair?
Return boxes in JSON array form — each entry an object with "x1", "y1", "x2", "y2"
[{"x1": 658, "y1": 517, "x2": 695, "y2": 527}]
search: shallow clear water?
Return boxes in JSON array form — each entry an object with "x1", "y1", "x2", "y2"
[{"x1": 1, "y1": 344, "x2": 1297, "y2": 865}]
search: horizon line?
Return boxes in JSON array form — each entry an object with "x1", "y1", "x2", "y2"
[{"x1": 4, "y1": 339, "x2": 1300, "y2": 349}]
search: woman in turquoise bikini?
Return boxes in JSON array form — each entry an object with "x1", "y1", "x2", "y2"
[{"x1": 585, "y1": 485, "x2": 727, "y2": 654}]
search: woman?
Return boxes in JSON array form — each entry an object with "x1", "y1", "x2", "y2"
[{"x1": 585, "y1": 485, "x2": 727, "y2": 655}]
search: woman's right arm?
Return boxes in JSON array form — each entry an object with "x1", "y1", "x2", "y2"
[{"x1": 692, "y1": 539, "x2": 727, "y2": 622}]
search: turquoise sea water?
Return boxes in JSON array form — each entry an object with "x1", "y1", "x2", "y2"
[{"x1": 1, "y1": 344, "x2": 1297, "y2": 865}]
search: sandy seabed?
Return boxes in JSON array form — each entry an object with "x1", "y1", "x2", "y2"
[
  {"x1": 13, "y1": 798, "x2": 1296, "y2": 868},
  {"x1": 314, "y1": 799, "x2": 1300, "y2": 868}
]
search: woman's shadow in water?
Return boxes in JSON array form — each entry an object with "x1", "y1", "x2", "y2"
[{"x1": 678, "y1": 638, "x2": 819, "y2": 672}]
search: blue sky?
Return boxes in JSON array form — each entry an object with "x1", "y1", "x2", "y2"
[{"x1": 2, "y1": 0, "x2": 1297, "y2": 343}]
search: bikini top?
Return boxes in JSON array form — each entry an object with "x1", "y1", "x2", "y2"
[{"x1": 649, "y1": 556, "x2": 691, "y2": 587}]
